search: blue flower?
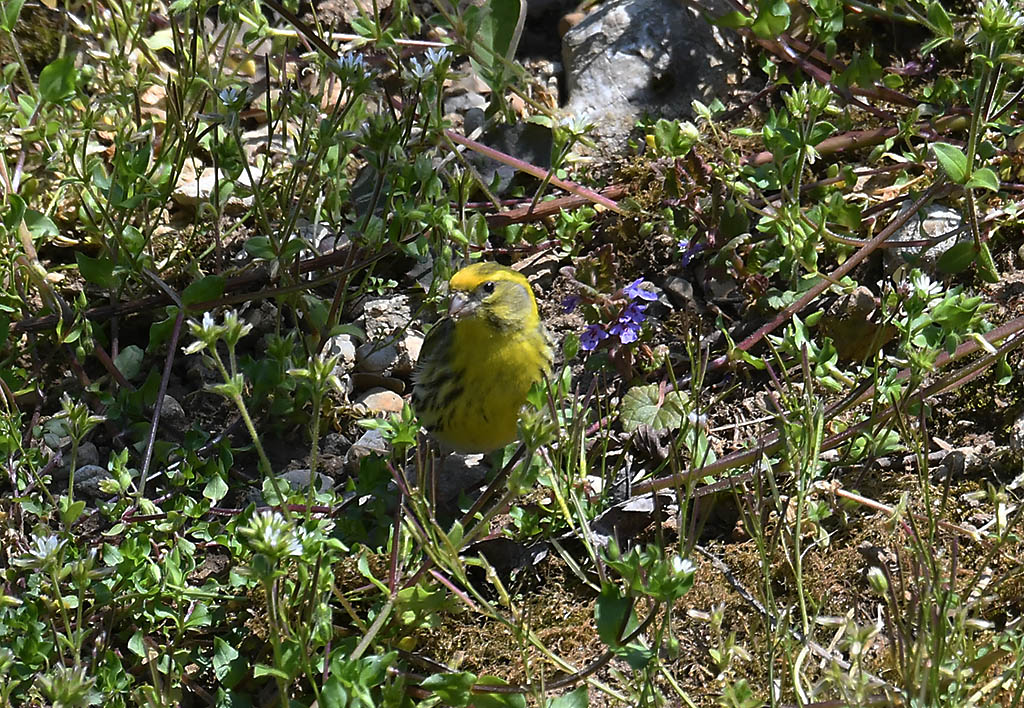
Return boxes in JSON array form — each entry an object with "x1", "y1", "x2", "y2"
[
  {"x1": 679, "y1": 239, "x2": 704, "y2": 267},
  {"x1": 621, "y1": 302, "x2": 648, "y2": 323},
  {"x1": 623, "y1": 278, "x2": 657, "y2": 302},
  {"x1": 562, "y1": 295, "x2": 581, "y2": 313},
  {"x1": 580, "y1": 324, "x2": 609, "y2": 351},
  {"x1": 610, "y1": 319, "x2": 641, "y2": 344}
]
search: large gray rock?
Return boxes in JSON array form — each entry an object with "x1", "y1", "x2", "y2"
[
  {"x1": 884, "y1": 203, "x2": 966, "y2": 273},
  {"x1": 562, "y1": 0, "x2": 742, "y2": 155}
]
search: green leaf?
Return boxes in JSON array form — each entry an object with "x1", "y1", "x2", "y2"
[
  {"x1": 595, "y1": 587, "x2": 635, "y2": 647},
  {"x1": 486, "y1": 0, "x2": 525, "y2": 62},
  {"x1": 182, "y1": 275, "x2": 225, "y2": 306},
  {"x1": 23, "y1": 209, "x2": 59, "y2": 239},
  {"x1": 148, "y1": 308, "x2": 180, "y2": 352},
  {"x1": 932, "y1": 142, "x2": 969, "y2": 184},
  {"x1": 712, "y1": 10, "x2": 753, "y2": 28},
  {"x1": 419, "y1": 672, "x2": 476, "y2": 706},
  {"x1": 213, "y1": 637, "x2": 245, "y2": 687},
  {"x1": 203, "y1": 473, "x2": 228, "y2": 502},
  {"x1": 61, "y1": 498, "x2": 86, "y2": 526},
  {"x1": 976, "y1": 241, "x2": 999, "y2": 283},
  {"x1": 995, "y1": 356, "x2": 1012, "y2": 386},
  {"x1": 183, "y1": 601, "x2": 211, "y2": 628},
  {"x1": 75, "y1": 252, "x2": 116, "y2": 288},
  {"x1": 3, "y1": 194, "x2": 26, "y2": 229},
  {"x1": 253, "y1": 663, "x2": 289, "y2": 680},
  {"x1": 114, "y1": 345, "x2": 144, "y2": 381},
  {"x1": 1, "y1": 0, "x2": 25, "y2": 31},
  {"x1": 927, "y1": 1, "x2": 954, "y2": 36},
  {"x1": 471, "y1": 677, "x2": 527, "y2": 708},
  {"x1": 244, "y1": 236, "x2": 276, "y2": 259},
  {"x1": 936, "y1": 241, "x2": 976, "y2": 274},
  {"x1": 327, "y1": 323, "x2": 367, "y2": 341},
  {"x1": 617, "y1": 642, "x2": 656, "y2": 670},
  {"x1": 546, "y1": 686, "x2": 589, "y2": 708},
  {"x1": 620, "y1": 384, "x2": 688, "y2": 433},
  {"x1": 39, "y1": 55, "x2": 78, "y2": 103},
  {"x1": 751, "y1": 0, "x2": 790, "y2": 39},
  {"x1": 967, "y1": 167, "x2": 1000, "y2": 192}
]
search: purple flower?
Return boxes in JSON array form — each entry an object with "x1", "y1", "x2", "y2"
[
  {"x1": 621, "y1": 302, "x2": 648, "y2": 324},
  {"x1": 610, "y1": 319, "x2": 641, "y2": 344},
  {"x1": 679, "y1": 239, "x2": 704, "y2": 267},
  {"x1": 580, "y1": 324, "x2": 609, "y2": 351},
  {"x1": 562, "y1": 295, "x2": 581, "y2": 313},
  {"x1": 623, "y1": 278, "x2": 658, "y2": 302}
]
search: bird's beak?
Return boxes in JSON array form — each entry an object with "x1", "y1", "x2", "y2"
[{"x1": 448, "y1": 292, "x2": 470, "y2": 319}]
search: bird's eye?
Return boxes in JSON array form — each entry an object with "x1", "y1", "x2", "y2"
[{"x1": 482, "y1": 281, "x2": 496, "y2": 294}]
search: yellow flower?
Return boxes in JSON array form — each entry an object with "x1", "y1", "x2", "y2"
[{"x1": 413, "y1": 262, "x2": 553, "y2": 453}]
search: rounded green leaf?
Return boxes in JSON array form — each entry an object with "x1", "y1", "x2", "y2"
[
  {"x1": 39, "y1": 55, "x2": 78, "y2": 103},
  {"x1": 967, "y1": 167, "x2": 1000, "y2": 192},
  {"x1": 936, "y1": 241, "x2": 976, "y2": 274},
  {"x1": 182, "y1": 275, "x2": 225, "y2": 306},
  {"x1": 620, "y1": 384, "x2": 688, "y2": 433},
  {"x1": 932, "y1": 142, "x2": 968, "y2": 184}
]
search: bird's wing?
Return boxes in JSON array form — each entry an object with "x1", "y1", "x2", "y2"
[{"x1": 414, "y1": 317, "x2": 455, "y2": 376}]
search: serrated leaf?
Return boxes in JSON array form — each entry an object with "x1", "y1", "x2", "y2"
[
  {"x1": 967, "y1": 167, "x2": 1000, "y2": 192},
  {"x1": 182, "y1": 275, "x2": 225, "y2": 306},
  {"x1": 620, "y1": 384, "x2": 688, "y2": 433},
  {"x1": 932, "y1": 142, "x2": 969, "y2": 184}
]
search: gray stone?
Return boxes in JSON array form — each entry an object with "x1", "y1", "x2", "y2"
[
  {"x1": 172, "y1": 168, "x2": 253, "y2": 214},
  {"x1": 663, "y1": 276, "x2": 700, "y2": 312},
  {"x1": 279, "y1": 468, "x2": 332, "y2": 493},
  {"x1": 355, "y1": 387, "x2": 405, "y2": 415},
  {"x1": 434, "y1": 454, "x2": 489, "y2": 507},
  {"x1": 562, "y1": 0, "x2": 742, "y2": 156},
  {"x1": 355, "y1": 340, "x2": 399, "y2": 375},
  {"x1": 885, "y1": 203, "x2": 966, "y2": 272},
  {"x1": 159, "y1": 395, "x2": 187, "y2": 436},
  {"x1": 462, "y1": 108, "x2": 554, "y2": 194},
  {"x1": 57, "y1": 441, "x2": 99, "y2": 481},
  {"x1": 394, "y1": 332, "x2": 424, "y2": 376},
  {"x1": 74, "y1": 464, "x2": 114, "y2": 500},
  {"x1": 513, "y1": 252, "x2": 560, "y2": 295},
  {"x1": 325, "y1": 333, "x2": 358, "y2": 371},
  {"x1": 362, "y1": 295, "x2": 411, "y2": 340},
  {"x1": 345, "y1": 429, "x2": 390, "y2": 474}
]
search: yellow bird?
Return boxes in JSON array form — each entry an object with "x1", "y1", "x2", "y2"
[{"x1": 413, "y1": 262, "x2": 553, "y2": 453}]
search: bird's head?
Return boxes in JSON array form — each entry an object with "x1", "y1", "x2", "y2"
[{"x1": 447, "y1": 262, "x2": 539, "y2": 333}]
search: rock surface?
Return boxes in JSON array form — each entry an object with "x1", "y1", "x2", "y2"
[{"x1": 562, "y1": 0, "x2": 742, "y2": 155}]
